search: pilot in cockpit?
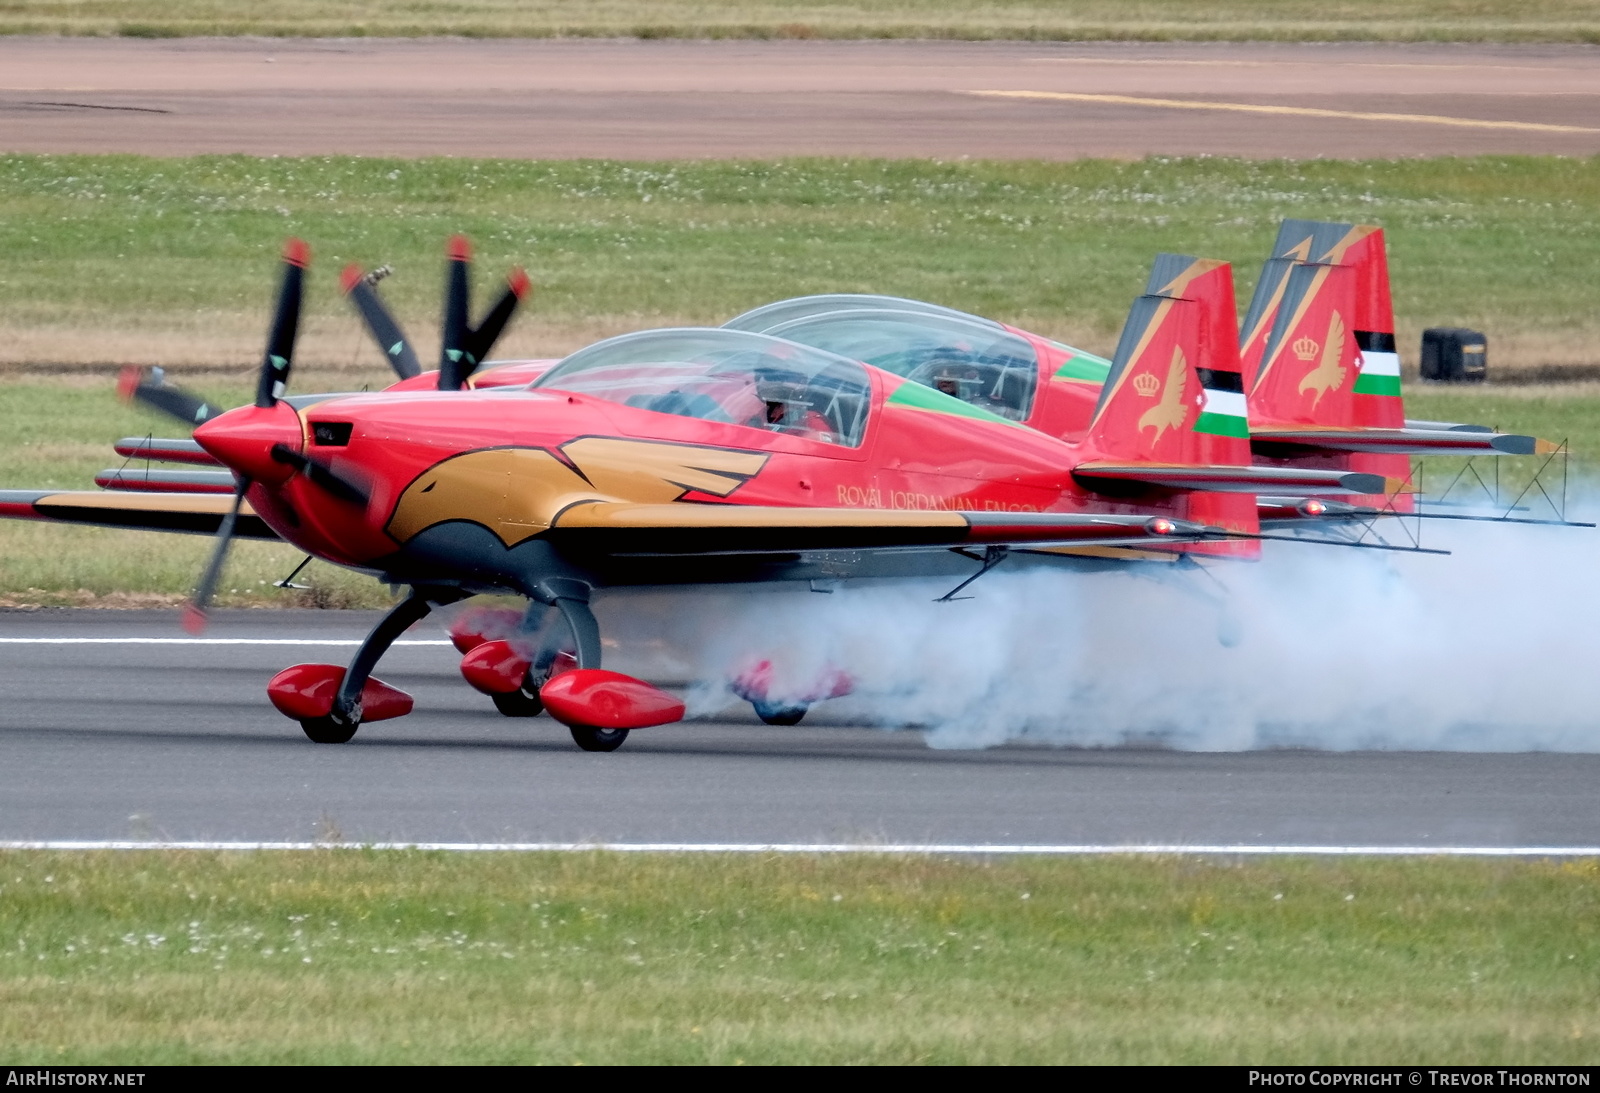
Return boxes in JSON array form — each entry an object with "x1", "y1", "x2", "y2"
[
  {"x1": 931, "y1": 367, "x2": 976, "y2": 401},
  {"x1": 750, "y1": 373, "x2": 836, "y2": 443},
  {"x1": 925, "y1": 359, "x2": 1018, "y2": 418}
]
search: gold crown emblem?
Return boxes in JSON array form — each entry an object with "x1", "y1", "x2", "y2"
[
  {"x1": 1132, "y1": 371, "x2": 1161, "y2": 397},
  {"x1": 1293, "y1": 335, "x2": 1320, "y2": 361}
]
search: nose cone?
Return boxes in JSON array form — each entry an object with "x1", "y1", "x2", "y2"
[{"x1": 193, "y1": 402, "x2": 303, "y2": 483}]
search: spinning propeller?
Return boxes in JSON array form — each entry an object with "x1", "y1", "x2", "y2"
[
  {"x1": 116, "y1": 367, "x2": 220, "y2": 427},
  {"x1": 342, "y1": 235, "x2": 531, "y2": 391},
  {"x1": 117, "y1": 240, "x2": 369, "y2": 632},
  {"x1": 119, "y1": 235, "x2": 526, "y2": 631}
]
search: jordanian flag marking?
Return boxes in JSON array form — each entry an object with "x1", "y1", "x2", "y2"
[
  {"x1": 1353, "y1": 348, "x2": 1402, "y2": 397},
  {"x1": 1194, "y1": 388, "x2": 1249, "y2": 438}
]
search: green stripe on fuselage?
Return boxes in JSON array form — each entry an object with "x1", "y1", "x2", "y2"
[
  {"x1": 885, "y1": 379, "x2": 1025, "y2": 426},
  {"x1": 1053, "y1": 352, "x2": 1113, "y2": 384}
]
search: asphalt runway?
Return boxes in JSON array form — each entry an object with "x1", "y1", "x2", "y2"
[
  {"x1": 1, "y1": 608, "x2": 1597, "y2": 849},
  {"x1": 1, "y1": 38, "x2": 1597, "y2": 159}
]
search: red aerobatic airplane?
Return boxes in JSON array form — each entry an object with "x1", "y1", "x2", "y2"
[
  {"x1": 721, "y1": 218, "x2": 1554, "y2": 537},
  {"x1": 0, "y1": 235, "x2": 1409, "y2": 750}
]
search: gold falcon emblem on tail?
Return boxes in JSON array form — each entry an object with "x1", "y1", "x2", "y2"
[
  {"x1": 1297, "y1": 310, "x2": 1347, "y2": 409},
  {"x1": 1136, "y1": 347, "x2": 1189, "y2": 442}
]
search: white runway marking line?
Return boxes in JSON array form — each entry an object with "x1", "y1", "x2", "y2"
[
  {"x1": 1020, "y1": 59, "x2": 1575, "y2": 73},
  {"x1": 0, "y1": 637, "x2": 452, "y2": 646},
  {"x1": 3, "y1": 842, "x2": 1599, "y2": 856},
  {"x1": 963, "y1": 89, "x2": 1600, "y2": 135}
]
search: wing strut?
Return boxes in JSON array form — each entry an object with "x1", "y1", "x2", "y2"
[{"x1": 936, "y1": 545, "x2": 1010, "y2": 602}]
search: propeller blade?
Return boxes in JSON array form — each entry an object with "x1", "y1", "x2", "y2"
[
  {"x1": 270, "y1": 443, "x2": 371, "y2": 507},
  {"x1": 117, "y1": 366, "x2": 221, "y2": 427},
  {"x1": 438, "y1": 234, "x2": 472, "y2": 391},
  {"x1": 341, "y1": 263, "x2": 422, "y2": 380},
  {"x1": 461, "y1": 268, "x2": 531, "y2": 377},
  {"x1": 255, "y1": 238, "x2": 310, "y2": 409},
  {"x1": 183, "y1": 478, "x2": 249, "y2": 634}
]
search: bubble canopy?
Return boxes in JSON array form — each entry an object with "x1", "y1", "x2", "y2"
[
  {"x1": 532, "y1": 328, "x2": 873, "y2": 447},
  {"x1": 762, "y1": 308, "x2": 1039, "y2": 421},
  {"x1": 724, "y1": 293, "x2": 1001, "y2": 335}
]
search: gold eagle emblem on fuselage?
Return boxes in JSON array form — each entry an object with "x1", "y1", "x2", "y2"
[{"x1": 386, "y1": 438, "x2": 770, "y2": 547}]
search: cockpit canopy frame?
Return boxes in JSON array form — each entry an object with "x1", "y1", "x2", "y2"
[{"x1": 535, "y1": 328, "x2": 873, "y2": 447}]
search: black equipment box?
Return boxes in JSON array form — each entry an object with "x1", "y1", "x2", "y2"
[{"x1": 1420, "y1": 328, "x2": 1487, "y2": 383}]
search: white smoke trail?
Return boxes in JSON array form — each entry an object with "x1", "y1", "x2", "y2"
[{"x1": 596, "y1": 503, "x2": 1600, "y2": 751}]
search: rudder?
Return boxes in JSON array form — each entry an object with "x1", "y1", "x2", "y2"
[
  {"x1": 1088, "y1": 254, "x2": 1258, "y2": 557},
  {"x1": 1247, "y1": 221, "x2": 1411, "y2": 512}
]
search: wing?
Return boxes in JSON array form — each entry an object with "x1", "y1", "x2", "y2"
[
  {"x1": 0, "y1": 490, "x2": 279, "y2": 539},
  {"x1": 540, "y1": 502, "x2": 1195, "y2": 556}
]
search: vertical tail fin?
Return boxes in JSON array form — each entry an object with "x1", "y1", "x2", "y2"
[
  {"x1": 1088, "y1": 254, "x2": 1258, "y2": 557},
  {"x1": 1251, "y1": 222, "x2": 1400, "y2": 429},
  {"x1": 1239, "y1": 219, "x2": 1355, "y2": 389},
  {"x1": 1089, "y1": 254, "x2": 1248, "y2": 463},
  {"x1": 1247, "y1": 221, "x2": 1410, "y2": 510}
]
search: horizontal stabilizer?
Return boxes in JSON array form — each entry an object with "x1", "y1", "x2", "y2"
[
  {"x1": 1075, "y1": 461, "x2": 1391, "y2": 495},
  {"x1": 112, "y1": 437, "x2": 222, "y2": 466},
  {"x1": 1404, "y1": 418, "x2": 1493, "y2": 434},
  {"x1": 95, "y1": 468, "x2": 238, "y2": 494},
  {"x1": 1251, "y1": 426, "x2": 1549, "y2": 456}
]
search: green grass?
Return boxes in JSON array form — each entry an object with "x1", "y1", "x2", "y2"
[
  {"x1": 0, "y1": 851, "x2": 1597, "y2": 1063},
  {"x1": 1, "y1": 155, "x2": 1598, "y2": 374},
  {"x1": 1, "y1": 0, "x2": 1596, "y2": 43}
]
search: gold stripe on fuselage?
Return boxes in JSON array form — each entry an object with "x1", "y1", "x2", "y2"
[{"x1": 553, "y1": 502, "x2": 969, "y2": 531}]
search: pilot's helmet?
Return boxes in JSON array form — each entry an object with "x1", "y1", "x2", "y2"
[
  {"x1": 754, "y1": 371, "x2": 810, "y2": 423},
  {"x1": 925, "y1": 359, "x2": 983, "y2": 400},
  {"x1": 755, "y1": 378, "x2": 808, "y2": 404}
]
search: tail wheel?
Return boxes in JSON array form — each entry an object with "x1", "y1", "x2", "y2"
[
  {"x1": 300, "y1": 714, "x2": 359, "y2": 744},
  {"x1": 569, "y1": 725, "x2": 629, "y2": 752},
  {"x1": 754, "y1": 702, "x2": 807, "y2": 727}
]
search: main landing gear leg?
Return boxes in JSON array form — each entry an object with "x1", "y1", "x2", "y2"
[
  {"x1": 299, "y1": 589, "x2": 439, "y2": 744},
  {"x1": 553, "y1": 595, "x2": 602, "y2": 671},
  {"x1": 529, "y1": 579, "x2": 623, "y2": 752},
  {"x1": 487, "y1": 601, "x2": 553, "y2": 718}
]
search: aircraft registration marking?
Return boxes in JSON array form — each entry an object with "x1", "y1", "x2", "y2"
[{"x1": 963, "y1": 89, "x2": 1600, "y2": 134}]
